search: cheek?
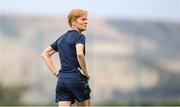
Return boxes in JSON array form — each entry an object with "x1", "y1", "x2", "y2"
[
  {"x1": 75, "y1": 21, "x2": 85, "y2": 28},
  {"x1": 78, "y1": 23, "x2": 84, "y2": 27}
]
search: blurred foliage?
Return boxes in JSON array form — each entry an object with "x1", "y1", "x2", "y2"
[
  {"x1": 0, "y1": 85, "x2": 28, "y2": 105},
  {"x1": 107, "y1": 20, "x2": 180, "y2": 55},
  {"x1": 95, "y1": 100, "x2": 180, "y2": 106},
  {"x1": 0, "y1": 17, "x2": 20, "y2": 37}
]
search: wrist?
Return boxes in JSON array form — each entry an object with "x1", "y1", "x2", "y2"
[
  {"x1": 53, "y1": 72, "x2": 56, "y2": 74},
  {"x1": 83, "y1": 73, "x2": 89, "y2": 77},
  {"x1": 52, "y1": 71, "x2": 57, "y2": 75}
]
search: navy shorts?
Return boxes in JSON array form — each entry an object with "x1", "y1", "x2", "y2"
[{"x1": 55, "y1": 81, "x2": 91, "y2": 104}]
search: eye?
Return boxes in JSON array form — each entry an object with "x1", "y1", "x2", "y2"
[{"x1": 82, "y1": 18, "x2": 87, "y2": 21}]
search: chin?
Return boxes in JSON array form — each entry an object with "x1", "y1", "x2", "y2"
[{"x1": 80, "y1": 28, "x2": 86, "y2": 32}]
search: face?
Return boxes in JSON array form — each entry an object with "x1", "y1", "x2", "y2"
[{"x1": 72, "y1": 15, "x2": 88, "y2": 32}]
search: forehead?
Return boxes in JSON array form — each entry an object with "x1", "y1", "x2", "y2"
[{"x1": 78, "y1": 15, "x2": 87, "y2": 19}]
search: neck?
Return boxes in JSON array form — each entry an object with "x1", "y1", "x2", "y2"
[{"x1": 71, "y1": 26, "x2": 82, "y2": 33}]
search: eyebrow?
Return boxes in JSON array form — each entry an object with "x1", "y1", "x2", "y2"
[{"x1": 81, "y1": 17, "x2": 87, "y2": 19}]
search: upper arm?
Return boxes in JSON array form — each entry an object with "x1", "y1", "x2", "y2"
[
  {"x1": 75, "y1": 35, "x2": 85, "y2": 56},
  {"x1": 76, "y1": 43, "x2": 84, "y2": 56},
  {"x1": 50, "y1": 39, "x2": 58, "y2": 52},
  {"x1": 42, "y1": 46, "x2": 56, "y2": 56}
]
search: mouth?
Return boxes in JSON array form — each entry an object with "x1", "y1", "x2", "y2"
[{"x1": 84, "y1": 25, "x2": 87, "y2": 27}]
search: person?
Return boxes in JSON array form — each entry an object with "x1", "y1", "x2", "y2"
[{"x1": 41, "y1": 9, "x2": 91, "y2": 107}]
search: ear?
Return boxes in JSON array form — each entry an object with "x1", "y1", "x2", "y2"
[{"x1": 72, "y1": 19, "x2": 77, "y2": 26}]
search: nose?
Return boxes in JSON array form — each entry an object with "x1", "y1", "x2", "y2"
[{"x1": 84, "y1": 20, "x2": 88, "y2": 24}]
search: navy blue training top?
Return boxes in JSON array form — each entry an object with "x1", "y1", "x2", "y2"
[{"x1": 50, "y1": 30, "x2": 87, "y2": 83}]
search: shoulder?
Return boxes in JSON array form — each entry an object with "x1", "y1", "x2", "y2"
[
  {"x1": 56, "y1": 32, "x2": 66, "y2": 40},
  {"x1": 67, "y1": 30, "x2": 83, "y2": 36}
]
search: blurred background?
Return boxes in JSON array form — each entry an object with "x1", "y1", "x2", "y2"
[{"x1": 0, "y1": 0, "x2": 180, "y2": 106}]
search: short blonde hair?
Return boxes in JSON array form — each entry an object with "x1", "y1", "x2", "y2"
[{"x1": 68, "y1": 9, "x2": 88, "y2": 27}]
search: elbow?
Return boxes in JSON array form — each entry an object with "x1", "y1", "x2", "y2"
[
  {"x1": 41, "y1": 53, "x2": 45, "y2": 59},
  {"x1": 41, "y1": 52, "x2": 47, "y2": 59},
  {"x1": 77, "y1": 53, "x2": 84, "y2": 58}
]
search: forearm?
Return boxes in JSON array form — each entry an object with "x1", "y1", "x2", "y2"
[
  {"x1": 41, "y1": 54, "x2": 57, "y2": 74},
  {"x1": 77, "y1": 55, "x2": 88, "y2": 76}
]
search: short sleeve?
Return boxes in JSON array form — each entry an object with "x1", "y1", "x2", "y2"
[
  {"x1": 76, "y1": 35, "x2": 85, "y2": 45},
  {"x1": 50, "y1": 39, "x2": 58, "y2": 52}
]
